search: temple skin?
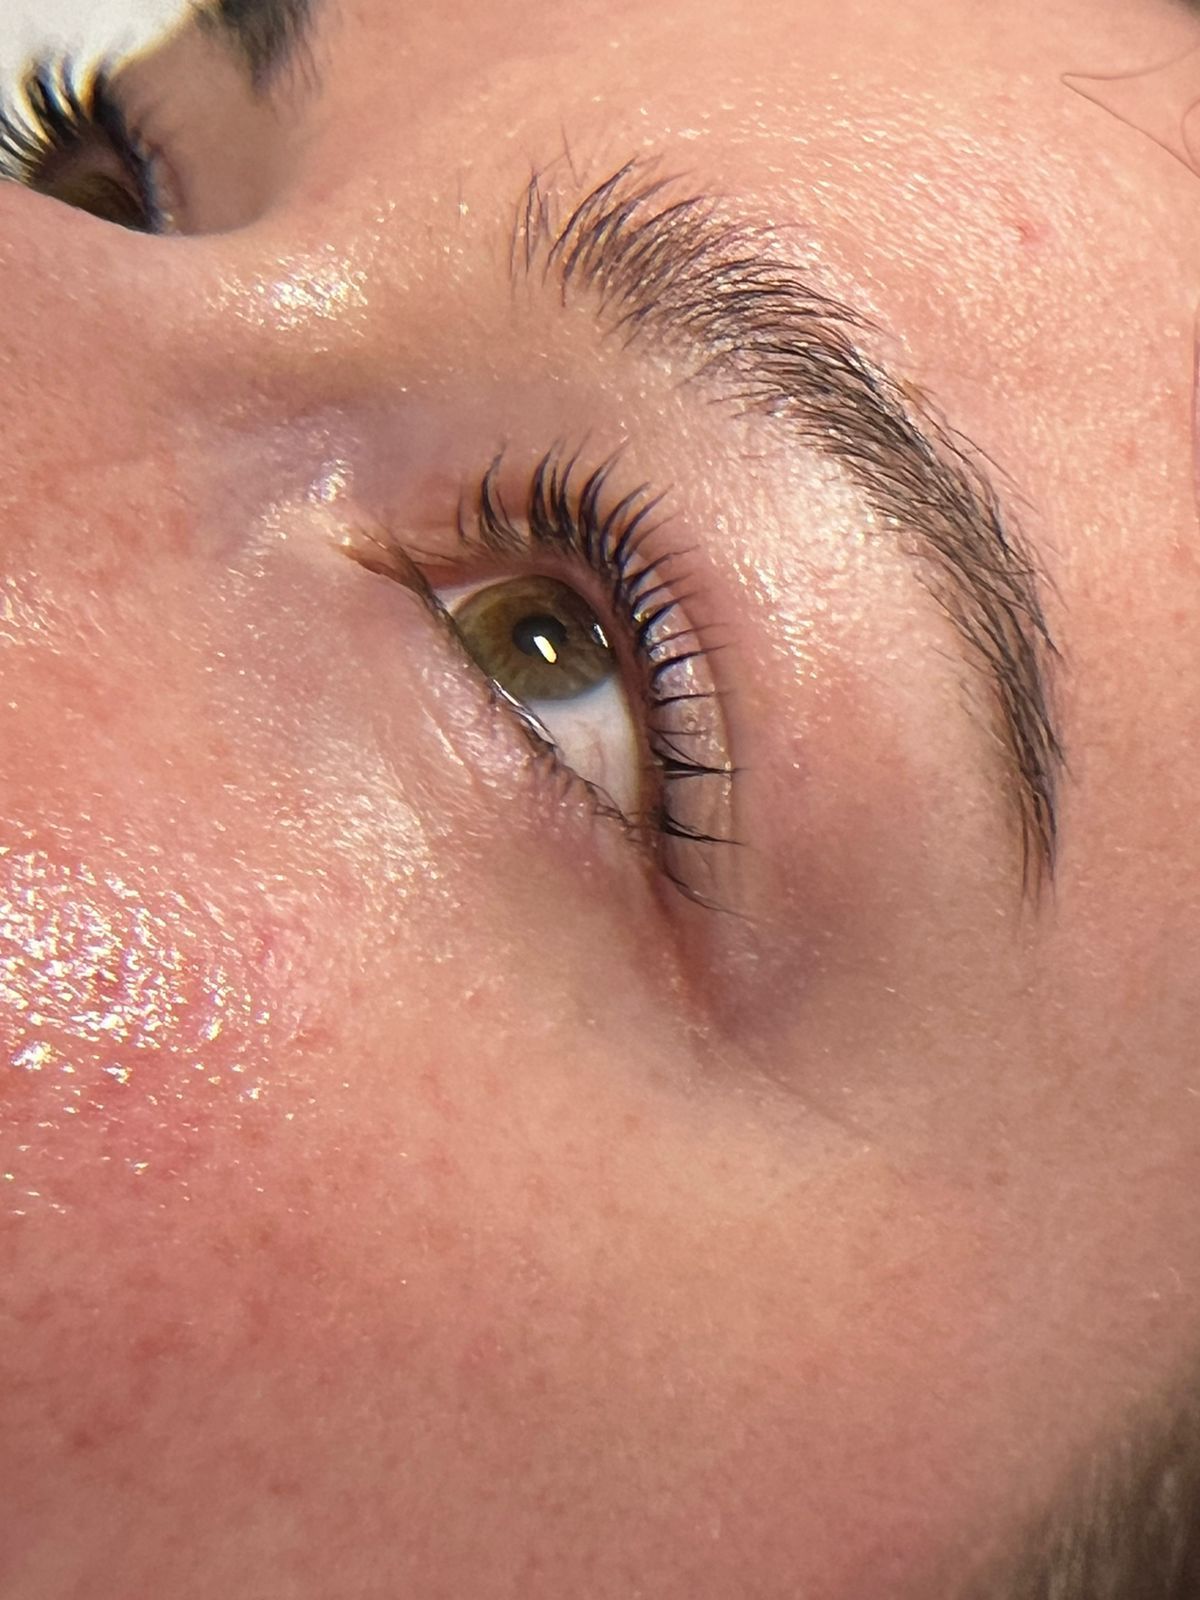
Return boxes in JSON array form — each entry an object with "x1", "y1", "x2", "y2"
[{"x1": 1, "y1": 0, "x2": 1199, "y2": 1596}]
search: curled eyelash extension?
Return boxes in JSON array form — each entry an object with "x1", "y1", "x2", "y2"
[
  {"x1": 0, "y1": 55, "x2": 160, "y2": 231},
  {"x1": 460, "y1": 446, "x2": 739, "y2": 908}
]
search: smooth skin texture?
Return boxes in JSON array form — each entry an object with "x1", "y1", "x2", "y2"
[{"x1": 1, "y1": 0, "x2": 1199, "y2": 1595}]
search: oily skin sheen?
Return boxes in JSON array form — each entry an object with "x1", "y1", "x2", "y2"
[{"x1": 1, "y1": 0, "x2": 1199, "y2": 1594}]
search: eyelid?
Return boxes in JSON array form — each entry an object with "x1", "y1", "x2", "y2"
[{"x1": 342, "y1": 445, "x2": 740, "y2": 912}]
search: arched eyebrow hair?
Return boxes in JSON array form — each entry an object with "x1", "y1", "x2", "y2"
[
  {"x1": 517, "y1": 158, "x2": 1064, "y2": 889},
  {"x1": 197, "y1": 0, "x2": 315, "y2": 85}
]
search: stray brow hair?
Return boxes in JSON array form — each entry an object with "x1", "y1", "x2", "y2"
[
  {"x1": 197, "y1": 0, "x2": 314, "y2": 84},
  {"x1": 515, "y1": 158, "x2": 1064, "y2": 887}
]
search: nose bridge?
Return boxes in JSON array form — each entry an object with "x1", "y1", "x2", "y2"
[
  {"x1": 0, "y1": 197, "x2": 202, "y2": 495},
  {"x1": 0, "y1": 198, "x2": 399, "y2": 598},
  {"x1": 2, "y1": 205, "x2": 428, "y2": 449},
  {"x1": 169, "y1": 204, "x2": 461, "y2": 428},
  {"x1": 192, "y1": 233, "x2": 379, "y2": 406},
  {"x1": 0, "y1": 116, "x2": 524, "y2": 509}
]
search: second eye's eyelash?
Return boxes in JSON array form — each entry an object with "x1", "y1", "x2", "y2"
[
  {"x1": 0, "y1": 56, "x2": 162, "y2": 232},
  {"x1": 450, "y1": 448, "x2": 737, "y2": 907}
]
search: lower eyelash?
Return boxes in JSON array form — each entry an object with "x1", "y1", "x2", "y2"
[{"x1": 462, "y1": 446, "x2": 738, "y2": 908}]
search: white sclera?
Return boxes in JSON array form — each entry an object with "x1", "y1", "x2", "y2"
[
  {"x1": 438, "y1": 577, "x2": 644, "y2": 819},
  {"x1": 525, "y1": 676, "x2": 641, "y2": 816}
]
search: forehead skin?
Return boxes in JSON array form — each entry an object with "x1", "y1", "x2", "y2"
[{"x1": 1, "y1": 1, "x2": 1199, "y2": 1598}]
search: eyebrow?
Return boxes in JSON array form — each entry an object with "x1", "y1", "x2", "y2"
[
  {"x1": 516, "y1": 159, "x2": 1064, "y2": 886},
  {"x1": 199, "y1": 0, "x2": 316, "y2": 84}
]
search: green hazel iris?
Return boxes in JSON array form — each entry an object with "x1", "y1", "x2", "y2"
[{"x1": 453, "y1": 576, "x2": 615, "y2": 701}]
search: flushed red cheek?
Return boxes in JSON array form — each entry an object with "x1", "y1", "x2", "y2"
[{"x1": 0, "y1": 838, "x2": 323, "y2": 1214}]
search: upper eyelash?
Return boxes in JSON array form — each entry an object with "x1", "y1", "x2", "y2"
[
  {"x1": 0, "y1": 56, "x2": 159, "y2": 231},
  {"x1": 459, "y1": 446, "x2": 738, "y2": 905}
]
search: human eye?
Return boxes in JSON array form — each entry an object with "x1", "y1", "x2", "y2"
[
  {"x1": 0, "y1": 56, "x2": 169, "y2": 233},
  {"x1": 348, "y1": 448, "x2": 737, "y2": 909}
]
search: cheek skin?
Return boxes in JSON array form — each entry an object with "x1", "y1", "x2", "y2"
[
  {"x1": 0, "y1": 837, "x2": 322, "y2": 1210},
  {"x1": 0, "y1": 488, "x2": 679, "y2": 1586},
  {"x1": 0, "y1": 435, "x2": 690, "y2": 1205},
  {"x1": 0, "y1": 849, "x2": 986, "y2": 1600}
]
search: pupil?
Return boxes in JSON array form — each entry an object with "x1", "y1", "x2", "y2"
[{"x1": 512, "y1": 613, "x2": 569, "y2": 666}]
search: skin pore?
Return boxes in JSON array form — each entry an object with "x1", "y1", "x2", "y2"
[{"x1": 0, "y1": 0, "x2": 1199, "y2": 1595}]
